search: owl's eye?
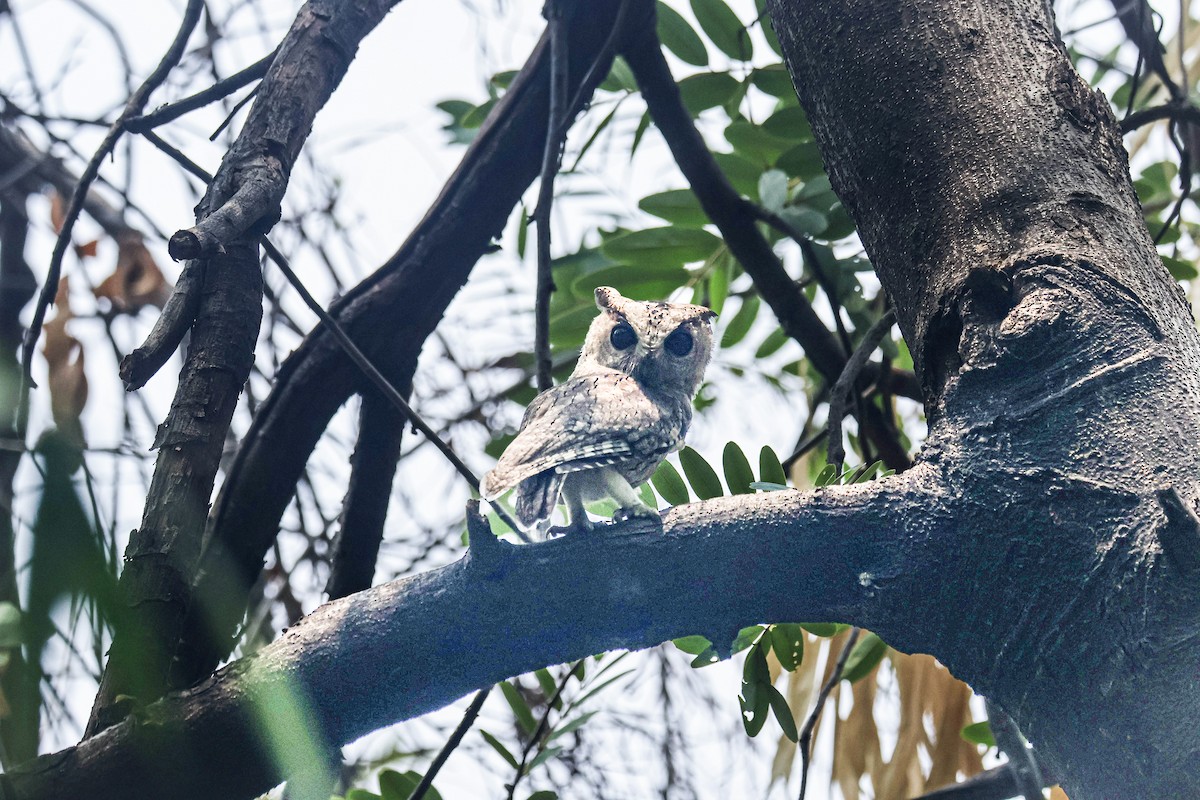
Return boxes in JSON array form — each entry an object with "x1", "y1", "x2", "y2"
[
  {"x1": 664, "y1": 328, "x2": 693, "y2": 356},
  {"x1": 610, "y1": 322, "x2": 637, "y2": 350}
]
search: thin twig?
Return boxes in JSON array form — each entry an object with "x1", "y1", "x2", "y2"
[
  {"x1": 408, "y1": 686, "x2": 493, "y2": 800},
  {"x1": 984, "y1": 699, "x2": 1045, "y2": 800},
  {"x1": 534, "y1": 0, "x2": 567, "y2": 393},
  {"x1": 19, "y1": 0, "x2": 203, "y2": 391},
  {"x1": 1155, "y1": 119, "x2": 1192, "y2": 244},
  {"x1": 911, "y1": 762, "x2": 1055, "y2": 800},
  {"x1": 208, "y1": 84, "x2": 259, "y2": 142},
  {"x1": 506, "y1": 660, "x2": 584, "y2": 800},
  {"x1": 261, "y1": 238, "x2": 527, "y2": 539},
  {"x1": 558, "y1": 0, "x2": 631, "y2": 135},
  {"x1": 796, "y1": 628, "x2": 860, "y2": 800},
  {"x1": 826, "y1": 309, "x2": 896, "y2": 473},
  {"x1": 1118, "y1": 99, "x2": 1200, "y2": 132},
  {"x1": 126, "y1": 48, "x2": 277, "y2": 132},
  {"x1": 750, "y1": 204, "x2": 852, "y2": 354}
]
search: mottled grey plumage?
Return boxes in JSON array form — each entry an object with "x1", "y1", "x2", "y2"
[{"x1": 481, "y1": 287, "x2": 716, "y2": 533}]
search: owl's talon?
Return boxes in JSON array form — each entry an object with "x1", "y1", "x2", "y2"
[{"x1": 613, "y1": 505, "x2": 661, "y2": 524}]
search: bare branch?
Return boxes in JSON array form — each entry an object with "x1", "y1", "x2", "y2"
[{"x1": 8, "y1": 473, "x2": 932, "y2": 800}]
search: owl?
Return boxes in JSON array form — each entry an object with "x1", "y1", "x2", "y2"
[{"x1": 481, "y1": 286, "x2": 716, "y2": 534}]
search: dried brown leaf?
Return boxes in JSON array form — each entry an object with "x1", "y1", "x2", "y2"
[
  {"x1": 94, "y1": 233, "x2": 171, "y2": 314},
  {"x1": 74, "y1": 239, "x2": 99, "y2": 259},
  {"x1": 49, "y1": 190, "x2": 66, "y2": 233}
]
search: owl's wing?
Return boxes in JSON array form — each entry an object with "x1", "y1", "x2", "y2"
[{"x1": 480, "y1": 372, "x2": 685, "y2": 498}]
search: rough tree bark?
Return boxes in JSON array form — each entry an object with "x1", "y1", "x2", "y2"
[
  {"x1": 10, "y1": 0, "x2": 1199, "y2": 797},
  {"x1": 765, "y1": 0, "x2": 1200, "y2": 793}
]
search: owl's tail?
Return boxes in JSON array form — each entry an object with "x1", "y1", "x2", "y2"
[{"x1": 515, "y1": 469, "x2": 563, "y2": 528}]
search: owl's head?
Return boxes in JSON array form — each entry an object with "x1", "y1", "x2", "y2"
[{"x1": 576, "y1": 286, "x2": 717, "y2": 397}]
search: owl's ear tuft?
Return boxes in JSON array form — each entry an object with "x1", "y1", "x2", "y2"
[
  {"x1": 594, "y1": 286, "x2": 624, "y2": 311},
  {"x1": 697, "y1": 308, "x2": 718, "y2": 323}
]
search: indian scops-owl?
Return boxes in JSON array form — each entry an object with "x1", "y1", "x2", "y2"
[{"x1": 481, "y1": 287, "x2": 716, "y2": 534}]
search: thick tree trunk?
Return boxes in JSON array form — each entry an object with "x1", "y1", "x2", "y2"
[{"x1": 767, "y1": 0, "x2": 1200, "y2": 795}]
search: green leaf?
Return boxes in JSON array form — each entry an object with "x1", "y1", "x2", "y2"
[
  {"x1": 762, "y1": 106, "x2": 812, "y2": 141},
  {"x1": 652, "y1": 460, "x2": 690, "y2": 505},
  {"x1": 725, "y1": 121, "x2": 792, "y2": 165},
  {"x1": 776, "y1": 142, "x2": 825, "y2": 179},
  {"x1": 720, "y1": 294, "x2": 760, "y2": 348},
  {"x1": 749, "y1": 64, "x2": 795, "y2": 98},
  {"x1": 631, "y1": 110, "x2": 652, "y2": 158},
  {"x1": 1163, "y1": 254, "x2": 1198, "y2": 280},
  {"x1": 733, "y1": 625, "x2": 766, "y2": 655},
  {"x1": 678, "y1": 72, "x2": 740, "y2": 116},
  {"x1": 599, "y1": 56, "x2": 638, "y2": 92},
  {"x1": 480, "y1": 730, "x2": 519, "y2": 769},
  {"x1": 534, "y1": 668, "x2": 560, "y2": 708},
  {"x1": 346, "y1": 791, "x2": 382, "y2": 800},
  {"x1": 679, "y1": 446, "x2": 723, "y2": 499},
  {"x1": 755, "y1": 326, "x2": 789, "y2": 358},
  {"x1": 820, "y1": 203, "x2": 857, "y2": 240},
  {"x1": 961, "y1": 720, "x2": 996, "y2": 748},
  {"x1": 758, "y1": 446, "x2": 787, "y2": 486},
  {"x1": 722, "y1": 442, "x2": 754, "y2": 494},
  {"x1": 673, "y1": 635, "x2": 714, "y2": 655},
  {"x1": 547, "y1": 711, "x2": 598, "y2": 742},
  {"x1": 741, "y1": 685, "x2": 770, "y2": 737},
  {"x1": 754, "y1": 0, "x2": 783, "y2": 56},
  {"x1": 841, "y1": 632, "x2": 888, "y2": 683},
  {"x1": 758, "y1": 169, "x2": 788, "y2": 213},
  {"x1": 691, "y1": 0, "x2": 752, "y2": 60},
  {"x1": 800, "y1": 622, "x2": 849, "y2": 637},
  {"x1": 814, "y1": 463, "x2": 838, "y2": 487},
  {"x1": 516, "y1": 205, "x2": 529, "y2": 259},
  {"x1": 656, "y1": 1, "x2": 709, "y2": 66},
  {"x1": 768, "y1": 685, "x2": 798, "y2": 742},
  {"x1": 379, "y1": 770, "x2": 442, "y2": 800},
  {"x1": 500, "y1": 681, "x2": 538, "y2": 734},
  {"x1": 768, "y1": 623, "x2": 806, "y2": 672},
  {"x1": 639, "y1": 189, "x2": 709, "y2": 227},
  {"x1": 749, "y1": 481, "x2": 788, "y2": 491},
  {"x1": 571, "y1": 265, "x2": 689, "y2": 302},
  {"x1": 708, "y1": 251, "x2": 731, "y2": 315},
  {"x1": 529, "y1": 746, "x2": 563, "y2": 770},
  {"x1": 601, "y1": 227, "x2": 721, "y2": 267},
  {"x1": 712, "y1": 152, "x2": 765, "y2": 198},
  {"x1": 0, "y1": 602, "x2": 21, "y2": 648},
  {"x1": 777, "y1": 206, "x2": 828, "y2": 237},
  {"x1": 527, "y1": 793, "x2": 559, "y2": 800}
]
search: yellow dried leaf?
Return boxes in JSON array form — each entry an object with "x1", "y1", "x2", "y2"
[
  {"x1": 926, "y1": 674, "x2": 972, "y2": 789},
  {"x1": 1050, "y1": 787, "x2": 1070, "y2": 800}
]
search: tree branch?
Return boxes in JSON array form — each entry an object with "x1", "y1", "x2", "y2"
[
  {"x1": 175, "y1": 0, "x2": 647, "y2": 689},
  {"x1": 8, "y1": 472, "x2": 936, "y2": 800},
  {"x1": 621, "y1": 26, "x2": 911, "y2": 470},
  {"x1": 88, "y1": 0, "x2": 408, "y2": 733},
  {"x1": 325, "y1": 391, "x2": 405, "y2": 600},
  {"x1": 125, "y1": 48, "x2": 277, "y2": 133}
]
